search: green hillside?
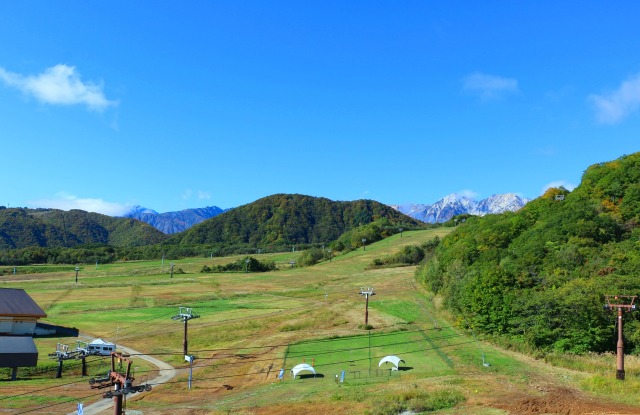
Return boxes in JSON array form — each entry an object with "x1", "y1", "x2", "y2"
[
  {"x1": 5, "y1": 228, "x2": 640, "y2": 414},
  {"x1": 0, "y1": 207, "x2": 167, "y2": 249},
  {"x1": 172, "y1": 193, "x2": 422, "y2": 247},
  {"x1": 418, "y1": 153, "x2": 640, "y2": 354}
]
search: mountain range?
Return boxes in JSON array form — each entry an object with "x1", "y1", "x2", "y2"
[
  {"x1": 124, "y1": 206, "x2": 227, "y2": 234},
  {"x1": 390, "y1": 193, "x2": 530, "y2": 223},
  {"x1": 0, "y1": 193, "x2": 524, "y2": 249},
  {"x1": 125, "y1": 193, "x2": 529, "y2": 234},
  {"x1": 0, "y1": 195, "x2": 419, "y2": 258}
]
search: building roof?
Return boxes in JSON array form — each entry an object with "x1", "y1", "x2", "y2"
[
  {"x1": 0, "y1": 337, "x2": 39, "y2": 367},
  {"x1": 0, "y1": 289, "x2": 47, "y2": 318},
  {"x1": 89, "y1": 338, "x2": 115, "y2": 346}
]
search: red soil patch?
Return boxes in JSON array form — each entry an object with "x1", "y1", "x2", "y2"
[{"x1": 491, "y1": 386, "x2": 640, "y2": 415}]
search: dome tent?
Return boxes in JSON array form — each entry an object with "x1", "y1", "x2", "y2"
[
  {"x1": 378, "y1": 355, "x2": 405, "y2": 370},
  {"x1": 291, "y1": 363, "x2": 316, "y2": 378}
]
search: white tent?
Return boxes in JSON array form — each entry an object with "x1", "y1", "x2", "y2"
[
  {"x1": 291, "y1": 363, "x2": 316, "y2": 378},
  {"x1": 378, "y1": 355, "x2": 405, "y2": 370}
]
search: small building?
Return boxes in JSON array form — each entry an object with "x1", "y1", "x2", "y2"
[
  {"x1": 0, "y1": 288, "x2": 47, "y2": 335},
  {"x1": 0, "y1": 288, "x2": 47, "y2": 380}
]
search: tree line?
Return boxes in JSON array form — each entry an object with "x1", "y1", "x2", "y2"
[{"x1": 417, "y1": 153, "x2": 640, "y2": 354}]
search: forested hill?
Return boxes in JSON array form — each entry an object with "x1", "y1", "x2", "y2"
[
  {"x1": 0, "y1": 208, "x2": 167, "y2": 249},
  {"x1": 171, "y1": 194, "x2": 422, "y2": 246},
  {"x1": 418, "y1": 153, "x2": 640, "y2": 354}
]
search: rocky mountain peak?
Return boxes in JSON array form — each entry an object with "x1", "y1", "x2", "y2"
[{"x1": 391, "y1": 193, "x2": 530, "y2": 223}]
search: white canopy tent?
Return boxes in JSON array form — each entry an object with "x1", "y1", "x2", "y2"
[
  {"x1": 291, "y1": 363, "x2": 316, "y2": 378},
  {"x1": 378, "y1": 355, "x2": 405, "y2": 370}
]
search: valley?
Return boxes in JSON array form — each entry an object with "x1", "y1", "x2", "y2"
[{"x1": 2, "y1": 229, "x2": 640, "y2": 414}]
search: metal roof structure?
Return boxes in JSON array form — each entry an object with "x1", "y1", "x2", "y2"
[
  {"x1": 0, "y1": 288, "x2": 47, "y2": 318},
  {"x1": 89, "y1": 338, "x2": 114, "y2": 346},
  {"x1": 0, "y1": 337, "x2": 39, "y2": 367}
]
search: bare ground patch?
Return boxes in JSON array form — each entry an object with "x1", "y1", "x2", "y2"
[{"x1": 490, "y1": 386, "x2": 640, "y2": 415}]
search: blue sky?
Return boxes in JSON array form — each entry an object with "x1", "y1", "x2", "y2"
[{"x1": 1, "y1": 2, "x2": 639, "y2": 215}]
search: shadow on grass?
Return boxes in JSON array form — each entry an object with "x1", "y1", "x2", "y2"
[{"x1": 296, "y1": 373, "x2": 324, "y2": 379}]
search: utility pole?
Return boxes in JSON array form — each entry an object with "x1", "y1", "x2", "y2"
[
  {"x1": 89, "y1": 352, "x2": 151, "y2": 415},
  {"x1": 185, "y1": 355, "x2": 195, "y2": 390},
  {"x1": 172, "y1": 307, "x2": 200, "y2": 357},
  {"x1": 359, "y1": 287, "x2": 375, "y2": 325},
  {"x1": 49, "y1": 343, "x2": 70, "y2": 378},
  {"x1": 368, "y1": 330, "x2": 372, "y2": 375},
  {"x1": 604, "y1": 295, "x2": 637, "y2": 380}
]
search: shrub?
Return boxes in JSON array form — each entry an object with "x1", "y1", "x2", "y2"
[
  {"x1": 211, "y1": 256, "x2": 276, "y2": 273},
  {"x1": 298, "y1": 248, "x2": 325, "y2": 266},
  {"x1": 369, "y1": 388, "x2": 465, "y2": 415}
]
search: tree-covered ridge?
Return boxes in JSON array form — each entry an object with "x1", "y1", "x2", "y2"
[
  {"x1": 0, "y1": 207, "x2": 167, "y2": 249},
  {"x1": 173, "y1": 194, "x2": 422, "y2": 247},
  {"x1": 418, "y1": 153, "x2": 640, "y2": 354}
]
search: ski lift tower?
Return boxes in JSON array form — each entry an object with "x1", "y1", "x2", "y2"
[
  {"x1": 89, "y1": 352, "x2": 151, "y2": 415},
  {"x1": 172, "y1": 307, "x2": 200, "y2": 357},
  {"x1": 359, "y1": 287, "x2": 375, "y2": 325},
  {"x1": 604, "y1": 295, "x2": 638, "y2": 380}
]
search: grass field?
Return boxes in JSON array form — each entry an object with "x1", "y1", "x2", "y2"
[{"x1": 2, "y1": 228, "x2": 640, "y2": 414}]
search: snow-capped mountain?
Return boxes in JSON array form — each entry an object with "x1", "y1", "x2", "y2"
[
  {"x1": 474, "y1": 193, "x2": 530, "y2": 215},
  {"x1": 390, "y1": 193, "x2": 530, "y2": 223},
  {"x1": 122, "y1": 193, "x2": 528, "y2": 234},
  {"x1": 124, "y1": 205, "x2": 226, "y2": 234},
  {"x1": 127, "y1": 206, "x2": 159, "y2": 215}
]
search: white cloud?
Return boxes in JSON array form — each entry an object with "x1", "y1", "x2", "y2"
[
  {"x1": 181, "y1": 189, "x2": 212, "y2": 201},
  {"x1": 456, "y1": 189, "x2": 478, "y2": 199},
  {"x1": 462, "y1": 72, "x2": 518, "y2": 99},
  {"x1": 197, "y1": 191, "x2": 211, "y2": 200},
  {"x1": 181, "y1": 189, "x2": 193, "y2": 200},
  {"x1": 0, "y1": 64, "x2": 117, "y2": 111},
  {"x1": 541, "y1": 181, "x2": 577, "y2": 194},
  {"x1": 589, "y1": 73, "x2": 640, "y2": 124},
  {"x1": 28, "y1": 193, "x2": 132, "y2": 216},
  {"x1": 535, "y1": 145, "x2": 558, "y2": 157}
]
